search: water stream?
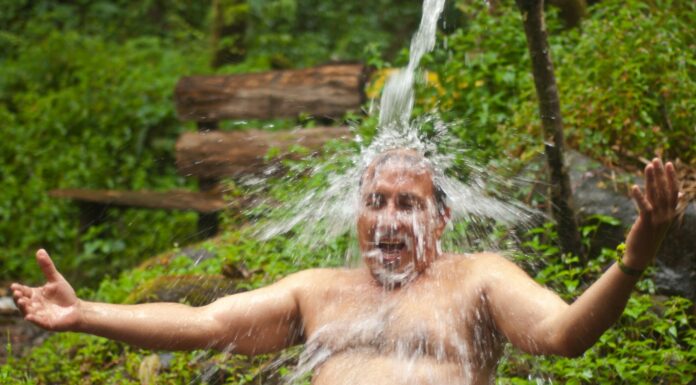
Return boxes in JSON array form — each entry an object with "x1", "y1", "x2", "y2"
[
  {"x1": 236, "y1": 0, "x2": 540, "y2": 383},
  {"x1": 257, "y1": 0, "x2": 536, "y2": 263}
]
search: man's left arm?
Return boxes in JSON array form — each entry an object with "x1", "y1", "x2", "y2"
[{"x1": 486, "y1": 158, "x2": 681, "y2": 357}]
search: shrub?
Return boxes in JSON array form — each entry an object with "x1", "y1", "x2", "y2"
[{"x1": 0, "y1": 31, "x2": 206, "y2": 284}]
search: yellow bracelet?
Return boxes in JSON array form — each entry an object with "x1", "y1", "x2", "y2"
[{"x1": 615, "y1": 243, "x2": 644, "y2": 277}]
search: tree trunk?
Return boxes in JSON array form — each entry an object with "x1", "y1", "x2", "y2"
[
  {"x1": 516, "y1": 0, "x2": 583, "y2": 259},
  {"x1": 210, "y1": 0, "x2": 248, "y2": 68}
]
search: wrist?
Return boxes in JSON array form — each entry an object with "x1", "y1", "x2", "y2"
[
  {"x1": 616, "y1": 243, "x2": 647, "y2": 276},
  {"x1": 73, "y1": 299, "x2": 89, "y2": 332}
]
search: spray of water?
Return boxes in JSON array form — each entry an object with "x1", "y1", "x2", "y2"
[
  {"x1": 245, "y1": 0, "x2": 543, "y2": 383},
  {"x1": 256, "y1": 0, "x2": 537, "y2": 262}
]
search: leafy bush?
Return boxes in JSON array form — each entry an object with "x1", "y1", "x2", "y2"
[
  {"x1": 3, "y1": 0, "x2": 695, "y2": 383},
  {"x1": 419, "y1": 1, "x2": 536, "y2": 163},
  {"x1": 4, "y1": 209, "x2": 693, "y2": 383},
  {"x1": 499, "y1": 222, "x2": 695, "y2": 383},
  {"x1": 0, "y1": 0, "x2": 209, "y2": 47},
  {"x1": 0, "y1": 31, "x2": 207, "y2": 285},
  {"x1": 510, "y1": 0, "x2": 696, "y2": 166},
  {"x1": 242, "y1": 0, "x2": 423, "y2": 69},
  {"x1": 414, "y1": 0, "x2": 695, "y2": 168}
]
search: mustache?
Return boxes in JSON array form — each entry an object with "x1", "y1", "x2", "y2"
[{"x1": 370, "y1": 230, "x2": 410, "y2": 242}]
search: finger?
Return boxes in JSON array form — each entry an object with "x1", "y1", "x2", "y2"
[
  {"x1": 36, "y1": 249, "x2": 61, "y2": 282},
  {"x1": 631, "y1": 185, "x2": 652, "y2": 215},
  {"x1": 10, "y1": 283, "x2": 33, "y2": 298},
  {"x1": 652, "y1": 158, "x2": 667, "y2": 207},
  {"x1": 12, "y1": 290, "x2": 26, "y2": 303},
  {"x1": 25, "y1": 313, "x2": 39, "y2": 325},
  {"x1": 665, "y1": 162, "x2": 679, "y2": 207},
  {"x1": 644, "y1": 164, "x2": 656, "y2": 205},
  {"x1": 15, "y1": 297, "x2": 30, "y2": 315}
]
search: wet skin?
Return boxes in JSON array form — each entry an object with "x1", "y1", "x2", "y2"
[
  {"x1": 294, "y1": 255, "x2": 506, "y2": 385},
  {"x1": 357, "y1": 154, "x2": 448, "y2": 287},
  {"x1": 12, "y1": 154, "x2": 681, "y2": 384}
]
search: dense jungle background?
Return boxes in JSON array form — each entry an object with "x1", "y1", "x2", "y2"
[{"x1": 1, "y1": 0, "x2": 694, "y2": 383}]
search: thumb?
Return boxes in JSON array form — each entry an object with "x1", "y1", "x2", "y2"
[{"x1": 36, "y1": 249, "x2": 61, "y2": 282}]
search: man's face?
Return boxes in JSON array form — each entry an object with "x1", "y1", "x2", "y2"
[{"x1": 357, "y1": 154, "x2": 447, "y2": 287}]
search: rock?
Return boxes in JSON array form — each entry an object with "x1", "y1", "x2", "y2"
[
  {"x1": 138, "y1": 354, "x2": 161, "y2": 385},
  {"x1": 133, "y1": 234, "x2": 228, "y2": 271},
  {"x1": 651, "y1": 202, "x2": 696, "y2": 300},
  {"x1": 0, "y1": 314, "x2": 52, "y2": 360},
  {"x1": 180, "y1": 246, "x2": 217, "y2": 264},
  {"x1": 566, "y1": 151, "x2": 696, "y2": 301},
  {"x1": 0, "y1": 297, "x2": 19, "y2": 315},
  {"x1": 125, "y1": 274, "x2": 243, "y2": 306},
  {"x1": 522, "y1": 150, "x2": 696, "y2": 302}
]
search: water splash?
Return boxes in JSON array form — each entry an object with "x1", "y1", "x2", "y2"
[{"x1": 248, "y1": 0, "x2": 542, "y2": 380}]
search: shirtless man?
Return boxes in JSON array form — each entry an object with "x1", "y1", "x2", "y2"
[{"x1": 11, "y1": 149, "x2": 681, "y2": 384}]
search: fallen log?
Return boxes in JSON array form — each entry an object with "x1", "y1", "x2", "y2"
[
  {"x1": 175, "y1": 63, "x2": 368, "y2": 121},
  {"x1": 49, "y1": 189, "x2": 226, "y2": 213},
  {"x1": 175, "y1": 126, "x2": 351, "y2": 179}
]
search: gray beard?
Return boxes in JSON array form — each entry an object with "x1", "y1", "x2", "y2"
[{"x1": 371, "y1": 263, "x2": 417, "y2": 288}]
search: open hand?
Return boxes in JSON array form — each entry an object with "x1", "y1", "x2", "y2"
[
  {"x1": 11, "y1": 249, "x2": 81, "y2": 331},
  {"x1": 625, "y1": 158, "x2": 681, "y2": 269}
]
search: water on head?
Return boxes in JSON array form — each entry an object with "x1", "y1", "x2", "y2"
[
  {"x1": 250, "y1": 0, "x2": 540, "y2": 382},
  {"x1": 357, "y1": 149, "x2": 448, "y2": 288}
]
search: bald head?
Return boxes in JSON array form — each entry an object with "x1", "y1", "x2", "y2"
[{"x1": 361, "y1": 149, "x2": 448, "y2": 214}]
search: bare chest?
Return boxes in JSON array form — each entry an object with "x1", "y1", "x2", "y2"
[{"x1": 300, "y1": 273, "x2": 502, "y2": 366}]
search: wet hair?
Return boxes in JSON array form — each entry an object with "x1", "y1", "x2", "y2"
[{"x1": 360, "y1": 149, "x2": 449, "y2": 214}]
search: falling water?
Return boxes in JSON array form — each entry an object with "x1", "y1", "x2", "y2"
[
  {"x1": 258, "y1": 0, "x2": 536, "y2": 258},
  {"x1": 247, "y1": 0, "x2": 542, "y2": 383}
]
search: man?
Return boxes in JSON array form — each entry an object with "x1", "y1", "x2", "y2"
[{"x1": 12, "y1": 149, "x2": 681, "y2": 384}]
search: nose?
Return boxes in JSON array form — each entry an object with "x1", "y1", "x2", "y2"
[{"x1": 374, "y1": 202, "x2": 408, "y2": 233}]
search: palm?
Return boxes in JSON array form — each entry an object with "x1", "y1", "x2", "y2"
[
  {"x1": 625, "y1": 158, "x2": 680, "y2": 268},
  {"x1": 11, "y1": 250, "x2": 80, "y2": 331}
]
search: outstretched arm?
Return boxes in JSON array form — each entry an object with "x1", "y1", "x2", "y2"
[
  {"x1": 12, "y1": 250, "x2": 304, "y2": 354},
  {"x1": 487, "y1": 158, "x2": 681, "y2": 357}
]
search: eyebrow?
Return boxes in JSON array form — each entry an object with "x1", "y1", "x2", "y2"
[
  {"x1": 361, "y1": 192, "x2": 427, "y2": 206},
  {"x1": 397, "y1": 193, "x2": 425, "y2": 205}
]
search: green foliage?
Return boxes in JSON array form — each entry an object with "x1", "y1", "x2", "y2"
[
  {"x1": 416, "y1": 0, "x2": 695, "y2": 167},
  {"x1": 498, "y1": 294, "x2": 695, "y2": 384},
  {"x1": 0, "y1": 0, "x2": 208, "y2": 47},
  {"x1": 511, "y1": 0, "x2": 696, "y2": 165},
  {"x1": 234, "y1": 0, "x2": 423, "y2": 70},
  {"x1": 499, "y1": 217, "x2": 695, "y2": 384},
  {"x1": 420, "y1": 1, "x2": 536, "y2": 162},
  {"x1": 0, "y1": 30, "x2": 206, "y2": 284},
  {"x1": 3, "y1": 0, "x2": 695, "y2": 383}
]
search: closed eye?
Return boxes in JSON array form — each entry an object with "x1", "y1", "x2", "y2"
[
  {"x1": 397, "y1": 193, "x2": 424, "y2": 210},
  {"x1": 365, "y1": 193, "x2": 385, "y2": 209}
]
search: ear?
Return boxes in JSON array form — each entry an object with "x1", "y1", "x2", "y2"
[{"x1": 435, "y1": 206, "x2": 451, "y2": 238}]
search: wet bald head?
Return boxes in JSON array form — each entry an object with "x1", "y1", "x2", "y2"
[{"x1": 361, "y1": 148, "x2": 448, "y2": 213}]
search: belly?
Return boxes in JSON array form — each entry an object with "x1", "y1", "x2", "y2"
[{"x1": 311, "y1": 349, "x2": 493, "y2": 385}]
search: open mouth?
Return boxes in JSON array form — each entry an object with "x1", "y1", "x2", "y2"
[
  {"x1": 377, "y1": 240, "x2": 406, "y2": 255},
  {"x1": 363, "y1": 235, "x2": 411, "y2": 264}
]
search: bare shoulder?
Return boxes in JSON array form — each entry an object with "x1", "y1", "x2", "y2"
[
  {"x1": 439, "y1": 252, "x2": 532, "y2": 286},
  {"x1": 439, "y1": 251, "x2": 517, "y2": 271},
  {"x1": 281, "y1": 267, "x2": 363, "y2": 294}
]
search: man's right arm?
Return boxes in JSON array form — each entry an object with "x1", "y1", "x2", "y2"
[{"x1": 12, "y1": 249, "x2": 304, "y2": 354}]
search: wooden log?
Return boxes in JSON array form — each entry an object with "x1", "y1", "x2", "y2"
[
  {"x1": 175, "y1": 126, "x2": 351, "y2": 179},
  {"x1": 49, "y1": 189, "x2": 227, "y2": 213},
  {"x1": 174, "y1": 63, "x2": 367, "y2": 121}
]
